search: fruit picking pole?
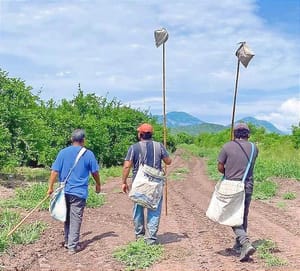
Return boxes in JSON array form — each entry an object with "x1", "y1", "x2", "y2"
[
  {"x1": 7, "y1": 195, "x2": 49, "y2": 237},
  {"x1": 230, "y1": 59, "x2": 240, "y2": 140}
]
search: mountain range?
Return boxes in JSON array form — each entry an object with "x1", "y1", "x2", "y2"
[{"x1": 153, "y1": 111, "x2": 284, "y2": 135}]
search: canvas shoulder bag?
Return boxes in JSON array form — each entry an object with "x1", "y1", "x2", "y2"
[
  {"x1": 206, "y1": 142, "x2": 254, "y2": 226},
  {"x1": 49, "y1": 147, "x2": 87, "y2": 222},
  {"x1": 129, "y1": 141, "x2": 165, "y2": 210}
]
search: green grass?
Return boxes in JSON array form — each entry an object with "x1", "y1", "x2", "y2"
[
  {"x1": 282, "y1": 192, "x2": 296, "y2": 200},
  {"x1": 253, "y1": 180, "x2": 277, "y2": 200},
  {"x1": 169, "y1": 167, "x2": 189, "y2": 181},
  {"x1": 86, "y1": 187, "x2": 105, "y2": 207},
  {"x1": 276, "y1": 201, "x2": 287, "y2": 209},
  {"x1": 256, "y1": 239, "x2": 288, "y2": 267},
  {"x1": 113, "y1": 239, "x2": 164, "y2": 271},
  {"x1": 100, "y1": 166, "x2": 122, "y2": 183},
  {"x1": 0, "y1": 209, "x2": 47, "y2": 253},
  {"x1": 0, "y1": 182, "x2": 105, "y2": 210},
  {"x1": 0, "y1": 183, "x2": 49, "y2": 210}
]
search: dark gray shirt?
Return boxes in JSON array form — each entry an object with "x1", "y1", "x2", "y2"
[
  {"x1": 218, "y1": 139, "x2": 258, "y2": 194},
  {"x1": 125, "y1": 140, "x2": 169, "y2": 180}
]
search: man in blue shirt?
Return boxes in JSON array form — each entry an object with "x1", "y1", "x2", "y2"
[
  {"x1": 122, "y1": 123, "x2": 172, "y2": 245},
  {"x1": 47, "y1": 129, "x2": 101, "y2": 254}
]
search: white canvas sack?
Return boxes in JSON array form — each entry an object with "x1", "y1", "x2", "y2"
[
  {"x1": 206, "y1": 142, "x2": 254, "y2": 227},
  {"x1": 49, "y1": 147, "x2": 86, "y2": 222},
  {"x1": 129, "y1": 142, "x2": 165, "y2": 210},
  {"x1": 206, "y1": 179, "x2": 245, "y2": 226},
  {"x1": 49, "y1": 184, "x2": 67, "y2": 222}
]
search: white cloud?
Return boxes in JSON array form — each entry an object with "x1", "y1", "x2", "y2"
[
  {"x1": 256, "y1": 98, "x2": 300, "y2": 132},
  {"x1": 0, "y1": 0, "x2": 299, "y2": 131}
]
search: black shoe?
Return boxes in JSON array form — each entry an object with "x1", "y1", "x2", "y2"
[{"x1": 240, "y1": 242, "x2": 256, "y2": 262}]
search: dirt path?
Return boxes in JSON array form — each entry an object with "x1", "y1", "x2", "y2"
[{"x1": 1, "y1": 149, "x2": 300, "y2": 271}]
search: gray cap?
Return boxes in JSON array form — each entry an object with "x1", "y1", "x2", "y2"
[
  {"x1": 71, "y1": 129, "x2": 85, "y2": 142},
  {"x1": 234, "y1": 123, "x2": 249, "y2": 131}
]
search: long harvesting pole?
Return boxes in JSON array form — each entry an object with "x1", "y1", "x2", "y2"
[{"x1": 230, "y1": 59, "x2": 240, "y2": 140}]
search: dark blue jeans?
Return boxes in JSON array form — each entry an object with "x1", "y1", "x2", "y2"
[{"x1": 64, "y1": 194, "x2": 86, "y2": 249}]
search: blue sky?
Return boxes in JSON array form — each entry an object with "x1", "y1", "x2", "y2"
[{"x1": 0, "y1": 0, "x2": 299, "y2": 133}]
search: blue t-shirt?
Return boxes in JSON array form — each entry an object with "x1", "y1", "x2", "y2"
[{"x1": 51, "y1": 145, "x2": 99, "y2": 199}]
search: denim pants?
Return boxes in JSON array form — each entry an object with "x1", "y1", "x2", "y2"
[
  {"x1": 232, "y1": 193, "x2": 252, "y2": 245},
  {"x1": 133, "y1": 197, "x2": 163, "y2": 241},
  {"x1": 64, "y1": 194, "x2": 86, "y2": 249}
]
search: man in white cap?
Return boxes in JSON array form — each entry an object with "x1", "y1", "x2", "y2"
[{"x1": 217, "y1": 123, "x2": 259, "y2": 261}]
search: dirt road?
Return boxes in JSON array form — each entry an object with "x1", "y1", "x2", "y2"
[{"x1": 1, "y1": 149, "x2": 300, "y2": 271}]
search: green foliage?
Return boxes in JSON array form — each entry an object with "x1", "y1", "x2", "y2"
[
  {"x1": 0, "y1": 183, "x2": 49, "y2": 210},
  {"x1": 253, "y1": 180, "x2": 277, "y2": 200},
  {"x1": 173, "y1": 132, "x2": 195, "y2": 145},
  {"x1": 113, "y1": 239, "x2": 164, "y2": 271},
  {"x1": 291, "y1": 122, "x2": 300, "y2": 149},
  {"x1": 86, "y1": 186, "x2": 105, "y2": 208},
  {"x1": 282, "y1": 192, "x2": 296, "y2": 200},
  {"x1": 0, "y1": 69, "x2": 168, "y2": 170},
  {"x1": 257, "y1": 239, "x2": 288, "y2": 267},
  {"x1": 0, "y1": 209, "x2": 46, "y2": 253},
  {"x1": 100, "y1": 166, "x2": 122, "y2": 184}
]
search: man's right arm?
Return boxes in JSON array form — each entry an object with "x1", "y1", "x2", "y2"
[
  {"x1": 47, "y1": 170, "x2": 58, "y2": 196},
  {"x1": 122, "y1": 160, "x2": 132, "y2": 193}
]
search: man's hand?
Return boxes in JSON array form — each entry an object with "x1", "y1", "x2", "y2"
[
  {"x1": 95, "y1": 183, "x2": 101, "y2": 194},
  {"x1": 47, "y1": 187, "x2": 54, "y2": 196},
  {"x1": 122, "y1": 183, "x2": 129, "y2": 193}
]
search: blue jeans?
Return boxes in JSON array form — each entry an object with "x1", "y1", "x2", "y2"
[{"x1": 133, "y1": 197, "x2": 163, "y2": 242}]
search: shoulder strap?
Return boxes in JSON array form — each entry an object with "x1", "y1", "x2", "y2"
[
  {"x1": 64, "y1": 147, "x2": 87, "y2": 184},
  {"x1": 233, "y1": 140, "x2": 249, "y2": 161},
  {"x1": 242, "y1": 143, "x2": 254, "y2": 183}
]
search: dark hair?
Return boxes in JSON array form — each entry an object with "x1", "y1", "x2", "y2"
[
  {"x1": 71, "y1": 129, "x2": 85, "y2": 142},
  {"x1": 140, "y1": 132, "x2": 152, "y2": 140},
  {"x1": 234, "y1": 128, "x2": 249, "y2": 139}
]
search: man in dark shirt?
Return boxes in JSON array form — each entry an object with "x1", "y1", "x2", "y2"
[
  {"x1": 122, "y1": 123, "x2": 172, "y2": 245},
  {"x1": 218, "y1": 123, "x2": 258, "y2": 261}
]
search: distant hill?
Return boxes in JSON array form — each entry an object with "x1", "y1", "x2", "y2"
[
  {"x1": 171, "y1": 123, "x2": 225, "y2": 135},
  {"x1": 154, "y1": 111, "x2": 284, "y2": 135},
  {"x1": 153, "y1": 111, "x2": 204, "y2": 127},
  {"x1": 238, "y1": 117, "x2": 284, "y2": 134}
]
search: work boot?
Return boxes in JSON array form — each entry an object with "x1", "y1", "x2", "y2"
[
  {"x1": 233, "y1": 240, "x2": 242, "y2": 254},
  {"x1": 239, "y1": 241, "x2": 256, "y2": 262}
]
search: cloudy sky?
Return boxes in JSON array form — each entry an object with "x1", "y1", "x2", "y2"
[{"x1": 1, "y1": 0, "x2": 299, "y2": 133}]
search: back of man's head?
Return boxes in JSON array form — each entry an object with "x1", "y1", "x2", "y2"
[
  {"x1": 234, "y1": 123, "x2": 250, "y2": 139},
  {"x1": 71, "y1": 129, "x2": 85, "y2": 143}
]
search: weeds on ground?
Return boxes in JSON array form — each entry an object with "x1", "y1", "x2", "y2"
[
  {"x1": 282, "y1": 192, "x2": 296, "y2": 200},
  {"x1": 276, "y1": 201, "x2": 287, "y2": 209},
  {"x1": 113, "y1": 238, "x2": 164, "y2": 271},
  {"x1": 256, "y1": 239, "x2": 288, "y2": 267},
  {"x1": 0, "y1": 183, "x2": 49, "y2": 209},
  {"x1": 252, "y1": 180, "x2": 277, "y2": 200},
  {"x1": 0, "y1": 182, "x2": 105, "y2": 209},
  {"x1": 169, "y1": 167, "x2": 189, "y2": 181},
  {"x1": 0, "y1": 209, "x2": 46, "y2": 253},
  {"x1": 100, "y1": 166, "x2": 122, "y2": 184}
]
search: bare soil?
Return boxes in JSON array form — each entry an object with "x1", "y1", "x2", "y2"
[{"x1": 1, "y1": 149, "x2": 300, "y2": 271}]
